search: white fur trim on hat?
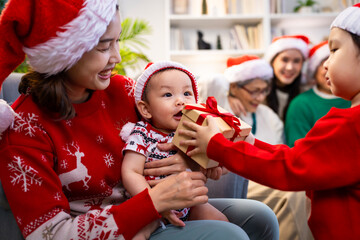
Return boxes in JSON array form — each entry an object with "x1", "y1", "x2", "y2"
[
  {"x1": 23, "y1": 0, "x2": 117, "y2": 75},
  {"x1": 265, "y1": 38, "x2": 309, "y2": 63},
  {"x1": 308, "y1": 44, "x2": 329, "y2": 78},
  {"x1": 135, "y1": 61, "x2": 198, "y2": 103},
  {"x1": 224, "y1": 59, "x2": 273, "y2": 83},
  {"x1": 331, "y1": 4, "x2": 360, "y2": 36}
]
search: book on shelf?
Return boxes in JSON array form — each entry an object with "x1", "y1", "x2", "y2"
[
  {"x1": 247, "y1": 26, "x2": 257, "y2": 49},
  {"x1": 206, "y1": 0, "x2": 227, "y2": 16},
  {"x1": 230, "y1": 28, "x2": 242, "y2": 49},
  {"x1": 170, "y1": 27, "x2": 184, "y2": 50},
  {"x1": 240, "y1": 0, "x2": 264, "y2": 14},
  {"x1": 227, "y1": 0, "x2": 238, "y2": 14},
  {"x1": 188, "y1": 0, "x2": 202, "y2": 16},
  {"x1": 234, "y1": 24, "x2": 250, "y2": 50},
  {"x1": 256, "y1": 22, "x2": 263, "y2": 49},
  {"x1": 172, "y1": 0, "x2": 188, "y2": 14},
  {"x1": 231, "y1": 23, "x2": 262, "y2": 50}
]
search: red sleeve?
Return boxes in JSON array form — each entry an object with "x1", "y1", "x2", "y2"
[
  {"x1": 207, "y1": 109, "x2": 360, "y2": 191},
  {"x1": 110, "y1": 189, "x2": 161, "y2": 240}
]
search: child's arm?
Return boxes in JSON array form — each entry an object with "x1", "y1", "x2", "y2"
[
  {"x1": 122, "y1": 150, "x2": 185, "y2": 227},
  {"x1": 179, "y1": 116, "x2": 255, "y2": 157},
  {"x1": 122, "y1": 151, "x2": 151, "y2": 196}
]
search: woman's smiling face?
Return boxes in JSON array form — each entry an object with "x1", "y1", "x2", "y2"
[{"x1": 272, "y1": 49, "x2": 304, "y2": 87}]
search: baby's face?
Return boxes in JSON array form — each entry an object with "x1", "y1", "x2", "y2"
[{"x1": 145, "y1": 69, "x2": 196, "y2": 133}]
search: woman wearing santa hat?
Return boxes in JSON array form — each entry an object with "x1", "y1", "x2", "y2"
[
  {"x1": 227, "y1": 35, "x2": 309, "y2": 122},
  {"x1": 0, "y1": 0, "x2": 279, "y2": 239},
  {"x1": 285, "y1": 40, "x2": 350, "y2": 147},
  {"x1": 265, "y1": 34, "x2": 309, "y2": 121}
]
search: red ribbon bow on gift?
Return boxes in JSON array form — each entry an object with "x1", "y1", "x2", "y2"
[{"x1": 184, "y1": 96, "x2": 241, "y2": 141}]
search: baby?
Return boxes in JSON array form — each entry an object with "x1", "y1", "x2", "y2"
[{"x1": 121, "y1": 61, "x2": 228, "y2": 240}]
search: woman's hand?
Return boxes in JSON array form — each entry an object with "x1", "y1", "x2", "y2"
[
  {"x1": 228, "y1": 95, "x2": 247, "y2": 117},
  {"x1": 178, "y1": 116, "x2": 221, "y2": 157},
  {"x1": 149, "y1": 171, "x2": 208, "y2": 213}
]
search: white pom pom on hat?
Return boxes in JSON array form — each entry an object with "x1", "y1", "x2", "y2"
[
  {"x1": 265, "y1": 35, "x2": 310, "y2": 63},
  {"x1": 0, "y1": 99, "x2": 15, "y2": 134},
  {"x1": 224, "y1": 55, "x2": 273, "y2": 84},
  {"x1": 331, "y1": 3, "x2": 360, "y2": 36},
  {"x1": 119, "y1": 122, "x2": 136, "y2": 142},
  {"x1": 134, "y1": 61, "x2": 199, "y2": 104},
  {"x1": 308, "y1": 41, "x2": 329, "y2": 78}
]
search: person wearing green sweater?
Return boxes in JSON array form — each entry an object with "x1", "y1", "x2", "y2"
[{"x1": 285, "y1": 41, "x2": 350, "y2": 147}]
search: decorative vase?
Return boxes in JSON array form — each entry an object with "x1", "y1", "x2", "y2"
[{"x1": 298, "y1": 6, "x2": 313, "y2": 13}]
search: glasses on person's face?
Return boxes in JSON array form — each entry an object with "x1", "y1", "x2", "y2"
[{"x1": 238, "y1": 84, "x2": 271, "y2": 98}]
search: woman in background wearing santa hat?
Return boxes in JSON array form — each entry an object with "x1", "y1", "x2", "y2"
[
  {"x1": 199, "y1": 55, "x2": 313, "y2": 240},
  {"x1": 285, "y1": 40, "x2": 350, "y2": 147},
  {"x1": 0, "y1": 1, "x2": 279, "y2": 239},
  {"x1": 180, "y1": 3, "x2": 360, "y2": 239},
  {"x1": 228, "y1": 35, "x2": 309, "y2": 122},
  {"x1": 265, "y1": 35, "x2": 309, "y2": 121}
]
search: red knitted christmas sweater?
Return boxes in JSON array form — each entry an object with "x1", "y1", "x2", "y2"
[
  {"x1": 208, "y1": 105, "x2": 360, "y2": 240},
  {"x1": 0, "y1": 75, "x2": 161, "y2": 239}
]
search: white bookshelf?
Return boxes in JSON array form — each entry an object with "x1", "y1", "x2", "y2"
[
  {"x1": 119, "y1": 0, "x2": 356, "y2": 77},
  {"x1": 167, "y1": 0, "x2": 268, "y2": 75}
]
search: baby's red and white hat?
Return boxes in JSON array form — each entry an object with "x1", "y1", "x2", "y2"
[
  {"x1": 224, "y1": 55, "x2": 273, "y2": 84},
  {"x1": 135, "y1": 61, "x2": 199, "y2": 103},
  {"x1": 265, "y1": 35, "x2": 310, "y2": 63},
  {"x1": 331, "y1": 3, "x2": 360, "y2": 36}
]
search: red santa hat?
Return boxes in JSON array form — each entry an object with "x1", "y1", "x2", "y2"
[
  {"x1": 0, "y1": 0, "x2": 118, "y2": 91},
  {"x1": 135, "y1": 61, "x2": 199, "y2": 103},
  {"x1": 224, "y1": 55, "x2": 273, "y2": 84},
  {"x1": 0, "y1": 0, "x2": 117, "y2": 134},
  {"x1": 308, "y1": 41, "x2": 329, "y2": 78},
  {"x1": 265, "y1": 35, "x2": 310, "y2": 63},
  {"x1": 331, "y1": 3, "x2": 360, "y2": 36}
]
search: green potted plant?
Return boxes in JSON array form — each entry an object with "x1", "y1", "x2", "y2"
[
  {"x1": 293, "y1": 0, "x2": 317, "y2": 13},
  {"x1": 0, "y1": 0, "x2": 6, "y2": 13},
  {"x1": 115, "y1": 17, "x2": 152, "y2": 76}
]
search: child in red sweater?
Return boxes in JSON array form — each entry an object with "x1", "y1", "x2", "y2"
[{"x1": 179, "y1": 3, "x2": 360, "y2": 240}]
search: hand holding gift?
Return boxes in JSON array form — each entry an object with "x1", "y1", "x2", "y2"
[{"x1": 173, "y1": 97, "x2": 251, "y2": 168}]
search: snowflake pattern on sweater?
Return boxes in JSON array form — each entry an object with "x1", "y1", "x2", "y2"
[{"x1": 0, "y1": 75, "x2": 161, "y2": 240}]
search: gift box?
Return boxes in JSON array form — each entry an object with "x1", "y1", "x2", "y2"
[{"x1": 173, "y1": 97, "x2": 252, "y2": 169}]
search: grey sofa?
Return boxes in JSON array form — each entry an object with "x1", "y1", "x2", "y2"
[
  {"x1": 0, "y1": 73, "x2": 24, "y2": 240},
  {"x1": 0, "y1": 73, "x2": 248, "y2": 239}
]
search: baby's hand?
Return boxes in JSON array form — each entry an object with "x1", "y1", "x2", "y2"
[
  {"x1": 161, "y1": 210, "x2": 185, "y2": 227},
  {"x1": 179, "y1": 116, "x2": 221, "y2": 157},
  {"x1": 200, "y1": 166, "x2": 228, "y2": 180}
]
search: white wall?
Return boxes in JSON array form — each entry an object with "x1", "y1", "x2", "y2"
[{"x1": 118, "y1": 0, "x2": 168, "y2": 78}]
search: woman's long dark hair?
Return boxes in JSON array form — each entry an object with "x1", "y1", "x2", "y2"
[
  {"x1": 18, "y1": 71, "x2": 76, "y2": 120},
  {"x1": 266, "y1": 72, "x2": 302, "y2": 121}
]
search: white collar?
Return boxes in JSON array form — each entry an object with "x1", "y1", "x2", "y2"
[{"x1": 313, "y1": 85, "x2": 340, "y2": 100}]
